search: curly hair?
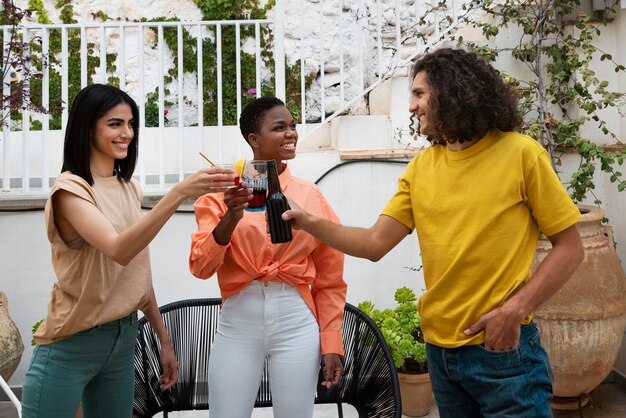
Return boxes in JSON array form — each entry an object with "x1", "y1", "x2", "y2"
[
  {"x1": 409, "y1": 48, "x2": 522, "y2": 145},
  {"x1": 239, "y1": 97, "x2": 286, "y2": 143}
]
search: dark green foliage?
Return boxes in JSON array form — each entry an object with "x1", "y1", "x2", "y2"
[
  {"x1": 0, "y1": 0, "x2": 62, "y2": 130},
  {"x1": 457, "y1": 0, "x2": 626, "y2": 204},
  {"x1": 4, "y1": 0, "x2": 305, "y2": 131},
  {"x1": 31, "y1": 319, "x2": 43, "y2": 346},
  {"x1": 358, "y1": 287, "x2": 428, "y2": 374}
]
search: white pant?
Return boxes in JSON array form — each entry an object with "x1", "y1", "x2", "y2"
[{"x1": 208, "y1": 281, "x2": 321, "y2": 418}]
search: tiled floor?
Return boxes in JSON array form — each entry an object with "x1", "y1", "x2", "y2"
[
  {"x1": 2, "y1": 382, "x2": 625, "y2": 417},
  {"x1": 552, "y1": 382, "x2": 626, "y2": 418}
]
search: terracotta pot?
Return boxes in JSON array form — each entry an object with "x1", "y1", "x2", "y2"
[
  {"x1": 0, "y1": 291, "x2": 24, "y2": 381},
  {"x1": 532, "y1": 205, "x2": 626, "y2": 407},
  {"x1": 397, "y1": 372, "x2": 433, "y2": 417}
]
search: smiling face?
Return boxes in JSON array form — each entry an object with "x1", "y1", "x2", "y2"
[
  {"x1": 90, "y1": 103, "x2": 134, "y2": 176},
  {"x1": 408, "y1": 70, "x2": 437, "y2": 138},
  {"x1": 249, "y1": 105, "x2": 297, "y2": 168}
]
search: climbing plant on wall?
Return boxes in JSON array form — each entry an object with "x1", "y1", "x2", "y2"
[
  {"x1": 0, "y1": 0, "x2": 65, "y2": 130},
  {"x1": 2, "y1": 0, "x2": 311, "y2": 130},
  {"x1": 456, "y1": 0, "x2": 626, "y2": 204}
]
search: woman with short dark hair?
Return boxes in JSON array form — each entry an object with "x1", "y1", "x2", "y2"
[{"x1": 190, "y1": 97, "x2": 347, "y2": 418}]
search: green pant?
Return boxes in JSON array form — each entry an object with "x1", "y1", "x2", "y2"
[{"x1": 22, "y1": 313, "x2": 138, "y2": 418}]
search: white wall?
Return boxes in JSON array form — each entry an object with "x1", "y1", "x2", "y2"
[
  {"x1": 3, "y1": 0, "x2": 626, "y2": 387},
  {"x1": 0, "y1": 134, "x2": 425, "y2": 386},
  {"x1": 5, "y1": 115, "x2": 626, "y2": 387}
]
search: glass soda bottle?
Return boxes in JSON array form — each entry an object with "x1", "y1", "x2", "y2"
[{"x1": 266, "y1": 160, "x2": 293, "y2": 243}]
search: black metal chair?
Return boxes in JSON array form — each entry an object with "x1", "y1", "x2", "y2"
[{"x1": 133, "y1": 298, "x2": 401, "y2": 417}]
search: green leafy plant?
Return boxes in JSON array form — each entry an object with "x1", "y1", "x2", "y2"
[
  {"x1": 5, "y1": 0, "x2": 309, "y2": 130},
  {"x1": 145, "y1": 0, "x2": 309, "y2": 126},
  {"x1": 457, "y1": 0, "x2": 626, "y2": 205},
  {"x1": 0, "y1": 0, "x2": 65, "y2": 130},
  {"x1": 31, "y1": 319, "x2": 43, "y2": 346},
  {"x1": 358, "y1": 287, "x2": 428, "y2": 374}
]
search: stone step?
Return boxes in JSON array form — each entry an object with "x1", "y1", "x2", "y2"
[{"x1": 0, "y1": 401, "x2": 19, "y2": 418}]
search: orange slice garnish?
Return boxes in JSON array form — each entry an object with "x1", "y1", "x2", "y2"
[{"x1": 235, "y1": 158, "x2": 246, "y2": 176}]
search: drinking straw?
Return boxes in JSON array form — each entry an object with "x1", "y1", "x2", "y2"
[{"x1": 198, "y1": 151, "x2": 216, "y2": 167}]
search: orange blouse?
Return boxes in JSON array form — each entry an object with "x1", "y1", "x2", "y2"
[{"x1": 189, "y1": 165, "x2": 347, "y2": 355}]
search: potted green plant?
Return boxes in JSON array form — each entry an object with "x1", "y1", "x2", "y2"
[
  {"x1": 358, "y1": 287, "x2": 432, "y2": 417},
  {"x1": 453, "y1": 0, "x2": 626, "y2": 408}
]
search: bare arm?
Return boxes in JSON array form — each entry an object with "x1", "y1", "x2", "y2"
[
  {"x1": 54, "y1": 167, "x2": 231, "y2": 265},
  {"x1": 142, "y1": 288, "x2": 178, "y2": 390},
  {"x1": 211, "y1": 185, "x2": 252, "y2": 245},
  {"x1": 282, "y1": 202, "x2": 411, "y2": 261},
  {"x1": 465, "y1": 223, "x2": 584, "y2": 350}
]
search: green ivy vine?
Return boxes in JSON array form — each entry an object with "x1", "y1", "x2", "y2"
[
  {"x1": 5, "y1": 0, "x2": 310, "y2": 130},
  {"x1": 457, "y1": 0, "x2": 626, "y2": 204}
]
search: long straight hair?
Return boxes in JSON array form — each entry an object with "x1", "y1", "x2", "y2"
[{"x1": 61, "y1": 84, "x2": 140, "y2": 185}]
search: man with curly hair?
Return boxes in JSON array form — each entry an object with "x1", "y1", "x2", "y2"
[{"x1": 283, "y1": 48, "x2": 584, "y2": 417}]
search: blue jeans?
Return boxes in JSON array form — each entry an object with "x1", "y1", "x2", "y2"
[
  {"x1": 426, "y1": 322, "x2": 553, "y2": 418},
  {"x1": 22, "y1": 313, "x2": 138, "y2": 418}
]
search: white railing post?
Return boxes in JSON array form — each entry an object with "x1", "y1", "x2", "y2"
[
  {"x1": 216, "y1": 24, "x2": 224, "y2": 161},
  {"x1": 177, "y1": 23, "x2": 184, "y2": 182},
  {"x1": 119, "y1": 25, "x2": 126, "y2": 91},
  {"x1": 319, "y1": 8, "x2": 325, "y2": 122},
  {"x1": 196, "y1": 22, "x2": 204, "y2": 165},
  {"x1": 235, "y1": 23, "x2": 242, "y2": 118},
  {"x1": 138, "y1": 24, "x2": 146, "y2": 189},
  {"x1": 42, "y1": 27, "x2": 50, "y2": 192},
  {"x1": 376, "y1": 0, "x2": 383, "y2": 80},
  {"x1": 80, "y1": 26, "x2": 87, "y2": 88},
  {"x1": 273, "y1": 0, "x2": 286, "y2": 102},
  {"x1": 395, "y1": 0, "x2": 401, "y2": 72},
  {"x1": 235, "y1": 22, "x2": 243, "y2": 157},
  {"x1": 254, "y1": 23, "x2": 261, "y2": 97},
  {"x1": 2, "y1": 27, "x2": 10, "y2": 192},
  {"x1": 158, "y1": 24, "x2": 165, "y2": 188},
  {"x1": 0, "y1": 4, "x2": 472, "y2": 197},
  {"x1": 0, "y1": 375, "x2": 21, "y2": 418},
  {"x1": 61, "y1": 26, "x2": 69, "y2": 129},
  {"x1": 339, "y1": 0, "x2": 345, "y2": 108},
  {"x1": 21, "y1": 28, "x2": 30, "y2": 193},
  {"x1": 358, "y1": 0, "x2": 365, "y2": 92},
  {"x1": 99, "y1": 26, "x2": 106, "y2": 84},
  {"x1": 299, "y1": 9, "x2": 306, "y2": 132}
]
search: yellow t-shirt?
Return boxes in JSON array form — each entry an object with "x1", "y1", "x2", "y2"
[
  {"x1": 34, "y1": 172, "x2": 153, "y2": 344},
  {"x1": 381, "y1": 129, "x2": 581, "y2": 348}
]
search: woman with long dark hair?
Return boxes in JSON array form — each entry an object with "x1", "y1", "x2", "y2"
[{"x1": 22, "y1": 84, "x2": 231, "y2": 418}]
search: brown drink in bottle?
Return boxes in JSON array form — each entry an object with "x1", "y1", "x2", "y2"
[{"x1": 266, "y1": 160, "x2": 293, "y2": 243}]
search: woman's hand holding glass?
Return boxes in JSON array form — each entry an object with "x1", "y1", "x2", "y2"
[
  {"x1": 223, "y1": 182, "x2": 253, "y2": 222},
  {"x1": 174, "y1": 167, "x2": 239, "y2": 198}
]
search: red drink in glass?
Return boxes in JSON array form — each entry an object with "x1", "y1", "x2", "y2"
[
  {"x1": 243, "y1": 160, "x2": 268, "y2": 212},
  {"x1": 248, "y1": 188, "x2": 267, "y2": 211}
]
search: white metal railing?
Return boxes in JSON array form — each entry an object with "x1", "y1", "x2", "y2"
[
  {"x1": 0, "y1": 0, "x2": 467, "y2": 196},
  {"x1": 0, "y1": 374, "x2": 21, "y2": 418}
]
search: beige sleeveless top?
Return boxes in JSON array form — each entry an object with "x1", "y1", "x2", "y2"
[{"x1": 34, "y1": 172, "x2": 152, "y2": 344}]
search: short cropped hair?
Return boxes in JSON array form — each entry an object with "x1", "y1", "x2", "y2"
[
  {"x1": 61, "y1": 84, "x2": 139, "y2": 184},
  {"x1": 410, "y1": 48, "x2": 523, "y2": 145},
  {"x1": 239, "y1": 97, "x2": 285, "y2": 143}
]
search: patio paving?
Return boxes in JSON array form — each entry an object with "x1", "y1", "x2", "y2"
[{"x1": 2, "y1": 381, "x2": 625, "y2": 417}]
